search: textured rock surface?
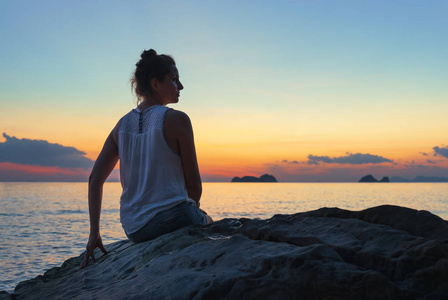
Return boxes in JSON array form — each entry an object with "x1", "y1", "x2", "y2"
[{"x1": 6, "y1": 205, "x2": 448, "y2": 299}]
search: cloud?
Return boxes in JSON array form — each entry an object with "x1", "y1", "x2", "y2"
[
  {"x1": 265, "y1": 158, "x2": 448, "y2": 182},
  {"x1": 0, "y1": 133, "x2": 94, "y2": 170},
  {"x1": 282, "y1": 160, "x2": 299, "y2": 164},
  {"x1": 433, "y1": 146, "x2": 448, "y2": 159},
  {"x1": 307, "y1": 153, "x2": 393, "y2": 165},
  {"x1": 416, "y1": 165, "x2": 428, "y2": 169},
  {"x1": 427, "y1": 160, "x2": 436, "y2": 164}
]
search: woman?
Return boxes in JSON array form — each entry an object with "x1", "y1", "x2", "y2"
[{"x1": 81, "y1": 49, "x2": 212, "y2": 268}]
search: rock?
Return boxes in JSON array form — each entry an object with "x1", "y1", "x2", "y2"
[
  {"x1": 259, "y1": 174, "x2": 277, "y2": 182},
  {"x1": 231, "y1": 174, "x2": 277, "y2": 182},
  {"x1": 379, "y1": 176, "x2": 390, "y2": 182},
  {"x1": 359, "y1": 175, "x2": 389, "y2": 182},
  {"x1": 0, "y1": 291, "x2": 12, "y2": 300},
  {"x1": 359, "y1": 174, "x2": 378, "y2": 182},
  {"x1": 11, "y1": 205, "x2": 448, "y2": 299}
]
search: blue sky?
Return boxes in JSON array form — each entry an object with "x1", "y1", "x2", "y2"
[{"x1": 1, "y1": 0, "x2": 447, "y2": 181}]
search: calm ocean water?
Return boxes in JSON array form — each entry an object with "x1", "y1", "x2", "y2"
[{"x1": 1, "y1": 182, "x2": 447, "y2": 292}]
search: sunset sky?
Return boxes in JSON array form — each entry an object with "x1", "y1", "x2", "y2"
[{"x1": 1, "y1": 0, "x2": 447, "y2": 182}]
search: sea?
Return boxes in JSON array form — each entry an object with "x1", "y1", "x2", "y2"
[{"x1": 1, "y1": 182, "x2": 447, "y2": 293}]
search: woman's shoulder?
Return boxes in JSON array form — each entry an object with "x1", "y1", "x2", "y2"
[
  {"x1": 165, "y1": 109, "x2": 192, "y2": 125},
  {"x1": 165, "y1": 109, "x2": 194, "y2": 139}
]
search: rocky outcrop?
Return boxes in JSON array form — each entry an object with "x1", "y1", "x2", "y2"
[
  {"x1": 231, "y1": 174, "x2": 277, "y2": 182},
  {"x1": 5, "y1": 205, "x2": 448, "y2": 299},
  {"x1": 359, "y1": 175, "x2": 390, "y2": 182}
]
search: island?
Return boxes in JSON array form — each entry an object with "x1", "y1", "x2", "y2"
[
  {"x1": 390, "y1": 176, "x2": 448, "y2": 182},
  {"x1": 4, "y1": 205, "x2": 448, "y2": 299},
  {"x1": 231, "y1": 174, "x2": 277, "y2": 182},
  {"x1": 359, "y1": 174, "x2": 390, "y2": 182}
]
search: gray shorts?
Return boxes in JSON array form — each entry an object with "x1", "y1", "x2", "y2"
[{"x1": 127, "y1": 201, "x2": 207, "y2": 243}]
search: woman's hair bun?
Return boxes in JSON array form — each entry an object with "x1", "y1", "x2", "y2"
[
  {"x1": 132, "y1": 49, "x2": 176, "y2": 103},
  {"x1": 141, "y1": 49, "x2": 157, "y2": 60}
]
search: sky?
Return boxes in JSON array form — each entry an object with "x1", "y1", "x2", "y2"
[{"x1": 1, "y1": 0, "x2": 447, "y2": 182}]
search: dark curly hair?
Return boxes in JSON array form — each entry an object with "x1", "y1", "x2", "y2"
[{"x1": 131, "y1": 49, "x2": 176, "y2": 103}]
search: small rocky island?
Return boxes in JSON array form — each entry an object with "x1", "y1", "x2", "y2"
[
  {"x1": 4, "y1": 205, "x2": 448, "y2": 299},
  {"x1": 359, "y1": 174, "x2": 390, "y2": 182},
  {"x1": 231, "y1": 174, "x2": 277, "y2": 182}
]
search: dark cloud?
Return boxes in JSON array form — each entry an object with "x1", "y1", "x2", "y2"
[
  {"x1": 427, "y1": 160, "x2": 436, "y2": 164},
  {"x1": 0, "y1": 133, "x2": 94, "y2": 170},
  {"x1": 433, "y1": 146, "x2": 448, "y2": 159},
  {"x1": 420, "y1": 152, "x2": 428, "y2": 156},
  {"x1": 307, "y1": 153, "x2": 393, "y2": 165},
  {"x1": 416, "y1": 165, "x2": 428, "y2": 169},
  {"x1": 281, "y1": 160, "x2": 299, "y2": 165}
]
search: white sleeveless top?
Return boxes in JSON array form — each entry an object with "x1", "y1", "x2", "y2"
[{"x1": 118, "y1": 105, "x2": 195, "y2": 235}]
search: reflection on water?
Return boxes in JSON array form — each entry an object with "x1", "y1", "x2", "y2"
[
  {"x1": 0, "y1": 182, "x2": 447, "y2": 292},
  {"x1": 203, "y1": 182, "x2": 448, "y2": 221}
]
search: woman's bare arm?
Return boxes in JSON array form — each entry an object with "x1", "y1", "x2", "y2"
[
  {"x1": 165, "y1": 110, "x2": 202, "y2": 206},
  {"x1": 81, "y1": 124, "x2": 119, "y2": 268}
]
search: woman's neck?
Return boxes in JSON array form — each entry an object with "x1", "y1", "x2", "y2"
[{"x1": 138, "y1": 98, "x2": 164, "y2": 111}]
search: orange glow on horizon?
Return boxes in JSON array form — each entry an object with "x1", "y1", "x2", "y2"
[
  {"x1": 0, "y1": 162, "x2": 85, "y2": 174},
  {"x1": 0, "y1": 162, "x2": 91, "y2": 181}
]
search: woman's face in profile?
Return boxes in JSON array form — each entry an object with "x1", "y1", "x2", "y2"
[{"x1": 156, "y1": 66, "x2": 184, "y2": 105}]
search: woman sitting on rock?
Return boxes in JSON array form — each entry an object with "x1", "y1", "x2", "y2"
[{"x1": 81, "y1": 49, "x2": 212, "y2": 268}]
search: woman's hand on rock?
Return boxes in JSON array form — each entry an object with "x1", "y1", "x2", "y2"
[{"x1": 81, "y1": 232, "x2": 107, "y2": 268}]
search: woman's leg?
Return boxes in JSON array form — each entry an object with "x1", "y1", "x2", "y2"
[{"x1": 127, "y1": 201, "x2": 209, "y2": 243}]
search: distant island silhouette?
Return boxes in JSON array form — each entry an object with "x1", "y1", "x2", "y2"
[
  {"x1": 390, "y1": 176, "x2": 448, "y2": 183},
  {"x1": 359, "y1": 175, "x2": 448, "y2": 183},
  {"x1": 359, "y1": 175, "x2": 390, "y2": 182},
  {"x1": 231, "y1": 174, "x2": 278, "y2": 183}
]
